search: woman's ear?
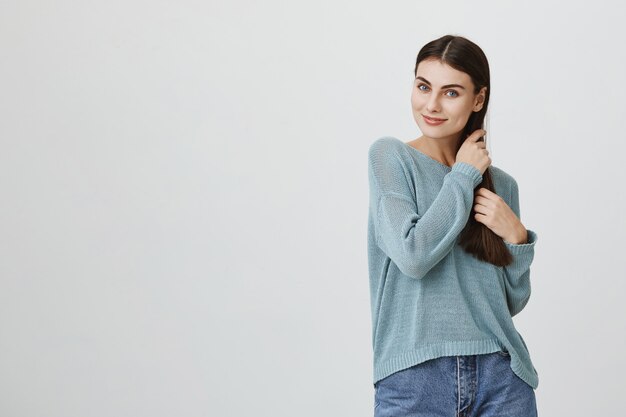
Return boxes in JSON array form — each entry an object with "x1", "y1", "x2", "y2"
[{"x1": 473, "y1": 87, "x2": 487, "y2": 112}]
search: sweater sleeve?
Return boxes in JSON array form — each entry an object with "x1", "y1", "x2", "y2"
[
  {"x1": 368, "y1": 140, "x2": 483, "y2": 280},
  {"x1": 502, "y1": 177, "x2": 538, "y2": 317}
]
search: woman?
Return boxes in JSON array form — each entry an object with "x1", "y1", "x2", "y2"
[{"x1": 367, "y1": 35, "x2": 539, "y2": 416}]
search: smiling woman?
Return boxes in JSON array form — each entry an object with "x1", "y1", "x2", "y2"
[
  {"x1": 411, "y1": 60, "x2": 485, "y2": 140},
  {"x1": 367, "y1": 34, "x2": 539, "y2": 417}
]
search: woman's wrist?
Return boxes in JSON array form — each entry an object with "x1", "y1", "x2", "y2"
[{"x1": 504, "y1": 224, "x2": 528, "y2": 245}]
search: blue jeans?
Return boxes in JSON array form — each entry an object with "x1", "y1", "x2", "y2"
[{"x1": 374, "y1": 351, "x2": 537, "y2": 417}]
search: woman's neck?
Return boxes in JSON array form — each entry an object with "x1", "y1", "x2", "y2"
[{"x1": 412, "y1": 134, "x2": 460, "y2": 167}]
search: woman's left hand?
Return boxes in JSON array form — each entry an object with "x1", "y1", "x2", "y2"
[{"x1": 473, "y1": 188, "x2": 528, "y2": 244}]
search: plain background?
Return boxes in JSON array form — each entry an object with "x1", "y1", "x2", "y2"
[{"x1": 1, "y1": 0, "x2": 624, "y2": 416}]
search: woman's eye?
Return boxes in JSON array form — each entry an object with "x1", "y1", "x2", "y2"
[{"x1": 416, "y1": 84, "x2": 458, "y2": 96}]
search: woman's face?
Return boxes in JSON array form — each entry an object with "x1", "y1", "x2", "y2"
[{"x1": 411, "y1": 59, "x2": 486, "y2": 142}]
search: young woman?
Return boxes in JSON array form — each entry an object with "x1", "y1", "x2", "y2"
[{"x1": 367, "y1": 35, "x2": 539, "y2": 416}]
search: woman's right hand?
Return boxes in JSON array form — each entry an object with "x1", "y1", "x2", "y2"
[{"x1": 456, "y1": 129, "x2": 491, "y2": 175}]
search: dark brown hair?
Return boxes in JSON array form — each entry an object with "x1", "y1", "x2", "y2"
[{"x1": 414, "y1": 34, "x2": 513, "y2": 267}]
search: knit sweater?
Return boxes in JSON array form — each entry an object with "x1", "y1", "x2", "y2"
[{"x1": 367, "y1": 136, "x2": 539, "y2": 389}]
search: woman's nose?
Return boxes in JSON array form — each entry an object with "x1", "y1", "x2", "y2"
[{"x1": 426, "y1": 94, "x2": 441, "y2": 113}]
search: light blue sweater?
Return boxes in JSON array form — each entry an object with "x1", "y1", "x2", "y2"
[{"x1": 367, "y1": 136, "x2": 539, "y2": 389}]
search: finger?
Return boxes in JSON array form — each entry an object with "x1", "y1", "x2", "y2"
[
  {"x1": 476, "y1": 187, "x2": 496, "y2": 198},
  {"x1": 474, "y1": 212, "x2": 488, "y2": 224},
  {"x1": 474, "y1": 195, "x2": 490, "y2": 206},
  {"x1": 473, "y1": 202, "x2": 488, "y2": 214},
  {"x1": 474, "y1": 187, "x2": 487, "y2": 196},
  {"x1": 467, "y1": 129, "x2": 487, "y2": 142}
]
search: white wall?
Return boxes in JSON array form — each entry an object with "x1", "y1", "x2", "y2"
[{"x1": 1, "y1": 0, "x2": 624, "y2": 415}]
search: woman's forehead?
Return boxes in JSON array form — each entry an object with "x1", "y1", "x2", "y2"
[{"x1": 416, "y1": 59, "x2": 472, "y2": 86}]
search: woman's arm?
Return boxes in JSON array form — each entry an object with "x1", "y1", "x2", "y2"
[
  {"x1": 501, "y1": 178, "x2": 538, "y2": 317},
  {"x1": 368, "y1": 139, "x2": 482, "y2": 280}
]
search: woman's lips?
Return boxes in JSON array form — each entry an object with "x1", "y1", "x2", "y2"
[{"x1": 423, "y1": 115, "x2": 447, "y2": 126}]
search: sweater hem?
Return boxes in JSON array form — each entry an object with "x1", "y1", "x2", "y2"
[
  {"x1": 450, "y1": 161, "x2": 483, "y2": 187},
  {"x1": 373, "y1": 339, "x2": 538, "y2": 390},
  {"x1": 504, "y1": 229, "x2": 538, "y2": 255}
]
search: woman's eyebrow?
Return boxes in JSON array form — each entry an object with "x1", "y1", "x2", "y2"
[{"x1": 416, "y1": 76, "x2": 466, "y2": 90}]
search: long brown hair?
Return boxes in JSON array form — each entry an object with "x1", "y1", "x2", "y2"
[{"x1": 414, "y1": 35, "x2": 513, "y2": 267}]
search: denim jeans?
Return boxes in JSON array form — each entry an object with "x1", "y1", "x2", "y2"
[{"x1": 373, "y1": 351, "x2": 537, "y2": 417}]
